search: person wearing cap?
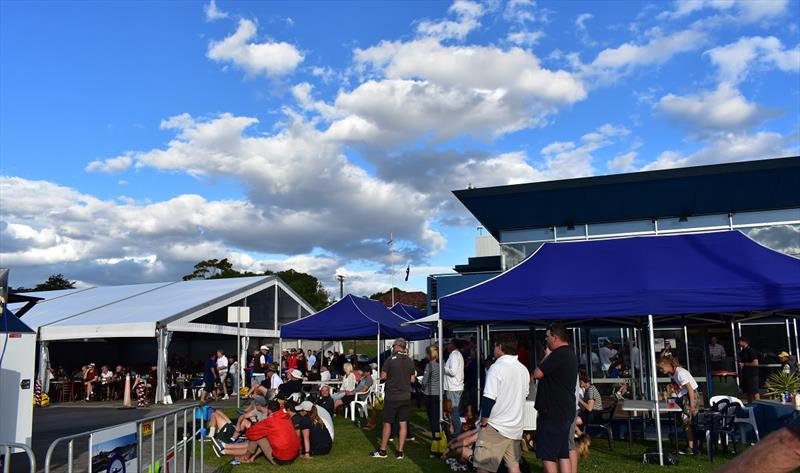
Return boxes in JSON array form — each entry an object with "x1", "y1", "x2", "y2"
[
  {"x1": 293, "y1": 401, "x2": 333, "y2": 457},
  {"x1": 208, "y1": 396, "x2": 269, "y2": 445},
  {"x1": 738, "y1": 336, "x2": 760, "y2": 402},
  {"x1": 371, "y1": 337, "x2": 416, "y2": 460},
  {"x1": 217, "y1": 401, "x2": 300, "y2": 465},
  {"x1": 316, "y1": 385, "x2": 335, "y2": 414},
  {"x1": 275, "y1": 369, "x2": 304, "y2": 400},
  {"x1": 779, "y1": 351, "x2": 797, "y2": 375}
]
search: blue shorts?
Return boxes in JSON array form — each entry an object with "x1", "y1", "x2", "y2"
[{"x1": 536, "y1": 416, "x2": 573, "y2": 461}]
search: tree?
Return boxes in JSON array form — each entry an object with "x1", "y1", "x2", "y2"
[
  {"x1": 15, "y1": 273, "x2": 76, "y2": 292},
  {"x1": 183, "y1": 259, "x2": 331, "y2": 311}
]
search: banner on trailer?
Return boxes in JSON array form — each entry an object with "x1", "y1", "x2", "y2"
[{"x1": 90, "y1": 422, "x2": 138, "y2": 473}]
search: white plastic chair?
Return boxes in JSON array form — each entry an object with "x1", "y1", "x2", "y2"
[
  {"x1": 349, "y1": 386, "x2": 374, "y2": 421},
  {"x1": 709, "y1": 395, "x2": 760, "y2": 443},
  {"x1": 288, "y1": 392, "x2": 302, "y2": 403}
]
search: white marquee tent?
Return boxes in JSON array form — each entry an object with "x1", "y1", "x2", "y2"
[{"x1": 12, "y1": 276, "x2": 315, "y2": 403}]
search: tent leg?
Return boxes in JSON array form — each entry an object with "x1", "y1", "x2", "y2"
[
  {"x1": 156, "y1": 329, "x2": 164, "y2": 404},
  {"x1": 730, "y1": 322, "x2": 740, "y2": 391},
  {"x1": 648, "y1": 315, "x2": 664, "y2": 466},
  {"x1": 377, "y1": 328, "x2": 381, "y2": 372},
  {"x1": 279, "y1": 338, "x2": 283, "y2": 373},
  {"x1": 476, "y1": 325, "x2": 481, "y2": 411},
  {"x1": 438, "y1": 319, "x2": 444, "y2": 424},
  {"x1": 38, "y1": 340, "x2": 49, "y2": 396}
]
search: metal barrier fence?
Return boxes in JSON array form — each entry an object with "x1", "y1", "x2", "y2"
[
  {"x1": 1, "y1": 442, "x2": 36, "y2": 473},
  {"x1": 44, "y1": 404, "x2": 205, "y2": 473}
]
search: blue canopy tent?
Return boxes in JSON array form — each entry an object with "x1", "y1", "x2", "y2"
[
  {"x1": 280, "y1": 294, "x2": 431, "y2": 370},
  {"x1": 438, "y1": 231, "x2": 800, "y2": 465},
  {"x1": 390, "y1": 303, "x2": 426, "y2": 321}
]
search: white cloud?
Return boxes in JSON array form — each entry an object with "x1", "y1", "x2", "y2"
[
  {"x1": 591, "y1": 29, "x2": 706, "y2": 73},
  {"x1": 416, "y1": 0, "x2": 484, "y2": 41},
  {"x1": 503, "y1": 0, "x2": 550, "y2": 24},
  {"x1": 575, "y1": 13, "x2": 597, "y2": 47},
  {"x1": 661, "y1": 0, "x2": 788, "y2": 23},
  {"x1": 705, "y1": 36, "x2": 800, "y2": 84},
  {"x1": 204, "y1": 0, "x2": 228, "y2": 22},
  {"x1": 608, "y1": 151, "x2": 638, "y2": 172},
  {"x1": 336, "y1": 39, "x2": 586, "y2": 144},
  {"x1": 657, "y1": 83, "x2": 771, "y2": 133},
  {"x1": 207, "y1": 18, "x2": 303, "y2": 77},
  {"x1": 641, "y1": 131, "x2": 789, "y2": 170},
  {"x1": 85, "y1": 155, "x2": 133, "y2": 173},
  {"x1": 506, "y1": 30, "x2": 545, "y2": 47}
]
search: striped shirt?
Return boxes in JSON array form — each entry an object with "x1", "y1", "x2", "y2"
[
  {"x1": 583, "y1": 384, "x2": 603, "y2": 411},
  {"x1": 422, "y1": 361, "x2": 440, "y2": 396}
]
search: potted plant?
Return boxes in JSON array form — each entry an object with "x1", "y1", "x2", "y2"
[{"x1": 764, "y1": 371, "x2": 800, "y2": 400}]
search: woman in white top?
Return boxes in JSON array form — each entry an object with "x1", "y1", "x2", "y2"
[
  {"x1": 331, "y1": 362, "x2": 356, "y2": 402},
  {"x1": 659, "y1": 356, "x2": 698, "y2": 455}
]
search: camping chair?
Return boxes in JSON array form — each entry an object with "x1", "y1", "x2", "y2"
[
  {"x1": 709, "y1": 395, "x2": 759, "y2": 443},
  {"x1": 586, "y1": 399, "x2": 618, "y2": 450}
]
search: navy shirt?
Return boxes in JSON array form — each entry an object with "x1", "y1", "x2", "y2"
[
  {"x1": 535, "y1": 346, "x2": 578, "y2": 421},
  {"x1": 204, "y1": 359, "x2": 216, "y2": 382}
]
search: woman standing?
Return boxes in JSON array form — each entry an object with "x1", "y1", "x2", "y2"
[
  {"x1": 421, "y1": 345, "x2": 441, "y2": 438},
  {"x1": 659, "y1": 356, "x2": 698, "y2": 455}
]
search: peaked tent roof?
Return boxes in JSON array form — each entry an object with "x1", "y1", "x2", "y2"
[
  {"x1": 281, "y1": 294, "x2": 431, "y2": 341},
  {"x1": 439, "y1": 231, "x2": 800, "y2": 323},
  {"x1": 390, "y1": 303, "x2": 426, "y2": 321},
  {"x1": 16, "y1": 276, "x2": 315, "y2": 340},
  {"x1": 1, "y1": 307, "x2": 35, "y2": 334}
]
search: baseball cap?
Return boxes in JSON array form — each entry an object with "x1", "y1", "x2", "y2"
[
  {"x1": 290, "y1": 369, "x2": 303, "y2": 379},
  {"x1": 295, "y1": 401, "x2": 314, "y2": 412},
  {"x1": 778, "y1": 351, "x2": 790, "y2": 358},
  {"x1": 260, "y1": 345, "x2": 268, "y2": 351},
  {"x1": 252, "y1": 395, "x2": 267, "y2": 406}
]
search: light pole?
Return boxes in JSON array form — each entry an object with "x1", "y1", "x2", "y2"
[{"x1": 336, "y1": 274, "x2": 344, "y2": 299}]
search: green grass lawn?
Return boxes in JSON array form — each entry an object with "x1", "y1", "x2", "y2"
[{"x1": 203, "y1": 408, "x2": 741, "y2": 472}]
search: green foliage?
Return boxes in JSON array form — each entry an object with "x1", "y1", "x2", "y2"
[
  {"x1": 183, "y1": 259, "x2": 330, "y2": 311},
  {"x1": 15, "y1": 273, "x2": 76, "y2": 292},
  {"x1": 764, "y1": 370, "x2": 800, "y2": 399}
]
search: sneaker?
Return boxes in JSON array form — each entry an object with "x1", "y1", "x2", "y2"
[
  {"x1": 229, "y1": 460, "x2": 240, "y2": 466},
  {"x1": 677, "y1": 447, "x2": 696, "y2": 455},
  {"x1": 209, "y1": 439, "x2": 222, "y2": 458},
  {"x1": 395, "y1": 451, "x2": 404, "y2": 460},
  {"x1": 222, "y1": 395, "x2": 230, "y2": 400},
  {"x1": 369, "y1": 450, "x2": 388, "y2": 458}
]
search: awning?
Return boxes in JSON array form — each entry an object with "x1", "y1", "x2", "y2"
[{"x1": 439, "y1": 231, "x2": 800, "y2": 323}]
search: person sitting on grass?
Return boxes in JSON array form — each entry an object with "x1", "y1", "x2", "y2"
[
  {"x1": 212, "y1": 401, "x2": 300, "y2": 466},
  {"x1": 316, "y1": 385, "x2": 335, "y2": 414},
  {"x1": 208, "y1": 396, "x2": 269, "y2": 443},
  {"x1": 293, "y1": 401, "x2": 333, "y2": 458}
]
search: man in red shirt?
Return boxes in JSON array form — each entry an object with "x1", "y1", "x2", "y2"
[{"x1": 243, "y1": 401, "x2": 300, "y2": 465}]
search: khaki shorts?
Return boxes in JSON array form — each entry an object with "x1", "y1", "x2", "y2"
[{"x1": 472, "y1": 424, "x2": 521, "y2": 473}]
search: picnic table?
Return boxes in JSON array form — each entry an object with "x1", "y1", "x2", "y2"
[{"x1": 622, "y1": 399, "x2": 682, "y2": 454}]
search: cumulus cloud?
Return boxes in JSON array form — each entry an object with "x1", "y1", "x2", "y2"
[
  {"x1": 204, "y1": 0, "x2": 228, "y2": 22},
  {"x1": 207, "y1": 18, "x2": 303, "y2": 77},
  {"x1": 705, "y1": 36, "x2": 800, "y2": 84},
  {"x1": 417, "y1": 0, "x2": 484, "y2": 41},
  {"x1": 85, "y1": 155, "x2": 133, "y2": 173},
  {"x1": 657, "y1": 83, "x2": 772, "y2": 133},
  {"x1": 575, "y1": 13, "x2": 597, "y2": 47},
  {"x1": 335, "y1": 38, "x2": 585, "y2": 144},
  {"x1": 608, "y1": 151, "x2": 638, "y2": 172},
  {"x1": 506, "y1": 30, "x2": 545, "y2": 47}
]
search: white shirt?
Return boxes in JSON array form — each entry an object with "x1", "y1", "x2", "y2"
[
  {"x1": 308, "y1": 354, "x2": 317, "y2": 369},
  {"x1": 631, "y1": 346, "x2": 641, "y2": 369},
  {"x1": 483, "y1": 355, "x2": 530, "y2": 440},
  {"x1": 599, "y1": 346, "x2": 617, "y2": 371},
  {"x1": 672, "y1": 366, "x2": 698, "y2": 397},
  {"x1": 321, "y1": 370, "x2": 331, "y2": 382},
  {"x1": 217, "y1": 355, "x2": 229, "y2": 373},
  {"x1": 259, "y1": 354, "x2": 267, "y2": 366},
  {"x1": 444, "y1": 349, "x2": 464, "y2": 391},
  {"x1": 270, "y1": 372, "x2": 283, "y2": 389}
]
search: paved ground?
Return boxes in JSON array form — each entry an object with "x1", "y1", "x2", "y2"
[{"x1": 8, "y1": 398, "x2": 240, "y2": 473}]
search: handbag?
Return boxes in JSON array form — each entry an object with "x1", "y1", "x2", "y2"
[{"x1": 642, "y1": 450, "x2": 678, "y2": 465}]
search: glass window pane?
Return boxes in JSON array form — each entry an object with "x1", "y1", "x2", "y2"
[
  {"x1": 658, "y1": 213, "x2": 729, "y2": 232},
  {"x1": 589, "y1": 219, "x2": 654, "y2": 237},
  {"x1": 500, "y1": 227, "x2": 553, "y2": 243},
  {"x1": 734, "y1": 208, "x2": 800, "y2": 226},
  {"x1": 740, "y1": 224, "x2": 800, "y2": 257}
]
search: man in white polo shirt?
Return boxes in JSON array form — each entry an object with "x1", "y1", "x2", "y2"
[
  {"x1": 216, "y1": 349, "x2": 230, "y2": 400},
  {"x1": 474, "y1": 334, "x2": 529, "y2": 473}
]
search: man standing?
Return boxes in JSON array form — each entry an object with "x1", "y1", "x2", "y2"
[
  {"x1": 598, "y1": 340, "x2": 617, "y2": 376},
  {"x1": 371, "y1": 338, "x2": 416, "y2": 460},
  {"x1": 307, "y1": 350, "x2": 317, "y2": 371},
  {"x1": 738, "y1": 337, "x2": 760, "y2": 402},
  {"x1": 533, "y1": 323, "x2": 579, "y2": 473},
  {"x1": 444, "y1": 339, "x2": 465, "y2": 434},
  {"x1": 709, "y1": 336, "x2": 727, "y2": 373},
  {"x1": 473, "y1": 334, "x2": 529, "y2": 473},
  {"x1": 216, "y1": 350, "x2": 230, "y2": 400}
]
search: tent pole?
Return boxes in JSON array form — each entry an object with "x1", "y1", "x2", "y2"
[
  {"x1": 637, "y1": 328, "x2": 645, "y2": 398},
  {"x1": 627, "y1": 328, "x2": 635, "y2": 399},
  {"x1": 730, "y1": 322, "x2": 740, "y2": 391},
  {"x1": 476, "y1": 325, "x2": 482, "y2": 411},
  {"x1": 438, "y1": 319, "x2": 444, "y2": 424},
  {"x1": 794, "y1": 319, "x2": 799, "y2": 360},
  {"x1": 279, "y1": 337, "x2": 283, "y2": 373},
  {"x1": 648, "y1": 315, "x2": 664, "y2": 466},
  {"x1": 377, "y1": 326, "x2": 381, "y2": 373}
]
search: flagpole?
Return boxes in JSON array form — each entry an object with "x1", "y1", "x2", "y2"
[{"x1": 389, "y1": 232, "x2": 395, "y2": 306}]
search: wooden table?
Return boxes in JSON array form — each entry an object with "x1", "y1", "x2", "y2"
[{"x1": 622, "y1": 400, "x2": 682, "y2": 454}]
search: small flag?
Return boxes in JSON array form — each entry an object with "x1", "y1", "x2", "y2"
[{"x1": 404, "y1": 264, "x2": 410, "y2": 282}]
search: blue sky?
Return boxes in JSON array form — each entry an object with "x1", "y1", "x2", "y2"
[{"x1": 1, "y1": 0, "x2": 798, "y2": 295}]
